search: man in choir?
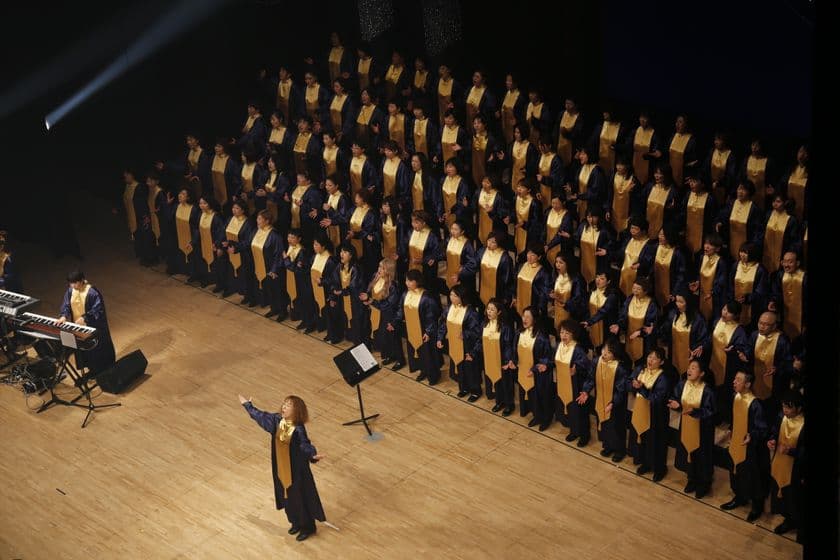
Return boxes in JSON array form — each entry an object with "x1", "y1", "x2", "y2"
[
  {"x1": 57, "y1": 270, "x2": 116, "y2": 376},
  {"x1": 739, "y1": 311, "x2": 792, "y2": 420},
  {"x1": 238, "y1": 102, "x2": 269, "y2": 155},
  {"x1": 768, "y1": 251, "x2": 806, "y2": 343}
]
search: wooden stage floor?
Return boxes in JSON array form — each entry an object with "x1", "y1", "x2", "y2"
[{"x1": 0, "y1": 196, "x2": 802, "y2": 559}]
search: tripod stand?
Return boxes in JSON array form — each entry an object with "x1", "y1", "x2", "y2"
[
  {"x1": 342, "y1": 384, "x2": 380, "y2": 437},
  {"x1": 36, "y1": 343, "x2": 121, "y2": 428}
]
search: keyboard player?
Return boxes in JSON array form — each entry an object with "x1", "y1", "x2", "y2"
[{"x1": 57, "y1": 270, "x2": 116, "y2": 375}]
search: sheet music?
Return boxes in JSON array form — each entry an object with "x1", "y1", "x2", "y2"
[
  {"x1": 60, "y1": 330, "x2": 77, "y2": 349},
  {"x1": 350, "y1": 344, "x2": 377, "y2": 372}
]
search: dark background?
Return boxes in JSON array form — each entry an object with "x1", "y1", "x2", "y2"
[{"x1": 1, "y1": 0, "x2": 813, "y2": 252}]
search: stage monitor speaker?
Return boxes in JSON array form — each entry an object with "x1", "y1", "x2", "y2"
[{"x1": 97, "y1": 349, "x2": 147, "y2": 394}]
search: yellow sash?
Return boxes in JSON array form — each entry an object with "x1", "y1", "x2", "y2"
[
  {"x1": 269, "y1": 126, "x2": 287, "y2": 146},
  {"x1": 290, "y1": 184, "x2": 309, "y2": 229},
  {"x1": 752, "y1": 331, "x2": 780, "y2": 399},
  {"x1": 357, "y1": 58, "x2": 372, "y2": 90},
  {"x1": 711, "y1": 319, "x2": 738, "y2": 386},
  {"x1": 671, "y1": 314, "x2": 691, "y2": 375},
  {"x1": 545, "y1": 208, "x2": 566, "y2": 265},
  {"x1": 310, "y1": 251, "x2": 331, "y2": 311},
  {"x1": 611, "y1": 174, "x2": 632, "y2": 232},
  {"x1": 525, "y1": 102, "x2": 543, "y2": 145},
  {"x1": 746, "y1": 155, "x2": 768, "y2": 209},
  {"x1": 350, "y1": 155, "x2": 366, "y2": 195},
  {"x1": 413, "y1": 69, "x2": 428, "y2": 89},
  {"x1": 148, "y1": 185, "x2": 161, "y2": 241},
  {"x1": 340, "y1": 266, "x2": 353, "y2": 322},
  {"x1": 733, "y1": 261, "x2": 758, "y2": 327},
  {"x1": 729, "y1": 391, "x2": 756, "y2": 467},
  {"x1": 554, "y1": 341, "x2": 576, "y2": 413},
  {"x1": 710, "y1": 149, "x2": 731, "y2": 183},
  {"x1": 211, "y1": 154, "x2": 228, "y2": 207},
  {"x1": 250, "y1": 226, "x2": 271, "y2": 287},
  {"x1": 631, "y1": 368, "x2": 662, "y2": 442},
  {"x1": 408, "y1": 228, "x2": 431, "y2": 272},
  {"x1": 685, "y1": 191, "x2": 707, "y2": 254},
  {"x1": 620, "y1": 238, "x2": 645, "y2": 297},
  {"x1": 763, "y1": 211, "x2": 790, "y2": 273},
  {"x1": 557, "y1": 111, "x2": 578, "y2": 165},
  {"x1": 446, "y1": 304, "x2": 467, "y2": 364},
  {"x1": 482, "y1": 320, "x2": 502, "y2": 384},
  {"x1": 698, "y1": 254, "x2": 719, "y2": 322},
  {"x1": 517, "y1": 328, "x2": 536, "y2": 397},
  {"x1": 511, "y1": 140, "x2": 529, "y2": 193},
  {"x1": 293, "y1": 132, "x2": 310, "y2": 175},
  {"x1": 389, "y1": 114, "x2": 406, "y2": 152},
  {"x1": 446, "y1": 236, "x2": 467, "y2": 289},
  {"x1": 580, "y1": 226, "x2": 598, "y2": 285},
  {"x1": 286, "y1": 244, "x2": 301, "y2": 302},
  {"x1": 413, "y1": 118, "x2": 428, "y2": 156},
  {"x1": 277, "y1": 79, "x2": 291, "y2": 116},
  {"x1": 771, "y1": 414, "x2": 804, "y2": 495},
  {"x1": 383, "y1": 157, "x2": 399, "y2": 198},
  {"x1": 552, "y1": 273, "x2": 571, "y2": 331},
  {"x1": 471, "y1": 132, "x2": 488, "y2": 186},
  {"x1": 632, "y1": 127, "x2": 654, "y2": 185},
  {"x1": 437, "y1": 78, "x2": 453, "y2": 125},
  {"x1": 382, "y1": 216, "x2": 397, "y2": 258},
  {"x1": 326, "y1": 192, "x2": 343, "y2": 249},
  {"x1": 199, "y1": 211, "x2": 215, "y2": 271},
  {"x1": 728, "y1": 199, "x2": 752, "y2": 261},
  {"x1": 274, "y1": 419, "x2": 295, "y2": 491},
  {"x1": 441, "y1": 124, "x2": 459, "y2": 163},
  {"x1": 70, "y1": 283, "x2": 91, "y2": 322},
  {"x1": 369, "y1": 277, "x2": 386, "y2": 336},
  {"x1": 466, "y1": 85, "x2": 485, "y2": 130},
  {"x1": 594, "y1": 358, "x2": 618, "y2": 423},
  {"x1": 537, "y1": 153, "x2": 555, "y2": 211},
  {"x1": 241, "y1": 163, "x2": 256, "y2": 214},
  {"x1": 404, "y1": 288, "x2": 425, "y2": 357},
  {"x1": 329, "y1": 93, "x2": 346, "y2": 133},
  {"x1": 412, "y1": 172, "x2": 425, "y2": 212},
  {"x1": 442, "y1": 175, "x2": 460, "y2": 227},
  {"x1": 669, "y1": 132, "x2": 691, "y2": 186},
  {"x1": 576, "y1": 163, "x2": 594, "y2": 219},
  {"x1": 514, "y1": 195, "x2": 533, "y2": 254},
  {"x1": 588, "y1": 288, "x2": 606, "y2": 347},
  {"x1": 323, "y1": 145, "x2": 338, "y2": 179},
  {"x1": 175, "y1": 204, "x2": 193, "y2": 261},
  {"x1": 501, "y1": 89, "x2": 520, "y2": 144},
  {"x1": 225, "y1": 216, "x2": 245, "y2": 276},
  {"x1": 787, "y1": 165, "x2": 807, "y2": 221},
  {"x1": 516, "y1": 263, "x2": 540, "y2": 316},
  {"x1": 305, "y1": 84, "x2": 320, "y2": 118},
  {"x1": 626, "y1": 296, "x2": 650, "y2": 362},
  {"x1": 782, "y1": 270, "x2": 804, "y2": 339},
  {"x1": 653, "y1": 244, "x2": 673, "y2": 307},
  {"x1": 328, "y1": 46, "x2": 344, "y2": 81},
  {"x1": 349, "y1": 206, "x2": 369, "y2": 258},
  {"x1": 123, "y1": 182, "x2": 138, "y2": 234},
  {"x1": 479, "y1": 248, "x2": 503, "y2": 306},
  {"x1": 680, "y1": 380, "x2": 705, "y2": 459},
  {"x1": 477, "y1": 189, "x2": 497, "y2": 246},
  {"x1": 645, "y1": 185, "x2": 669, "y2": 240},
  {"x1": 599, "y1": 121, "x2": 620, "y2": 170}
]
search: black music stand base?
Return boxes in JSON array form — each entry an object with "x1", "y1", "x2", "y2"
[
  {"x1": 36, "y1": 354, "x2": 121, "y2": 428},
  {"x1": 342, "y1": 384, "x2": 382, "y2": 441}
]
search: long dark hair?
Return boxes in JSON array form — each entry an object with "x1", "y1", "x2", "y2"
[{"x1": 485, "y1": 297, "x2": 508, "y2": 332}]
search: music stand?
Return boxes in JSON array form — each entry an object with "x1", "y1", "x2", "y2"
[
  {"x1": 333, "y1": 343, "x2": 382, "y2": 441},
  {"x1": 35, "y1": 333, "x2": 121, "y2": 428}
]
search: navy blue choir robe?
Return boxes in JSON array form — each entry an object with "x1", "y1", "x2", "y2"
[
  {"x1": 623, "y1": 127, "x2": 661, "y2": 185},
  {"x1": 353, "y1": 104, "x2": 387, "y2": 157},
  {"x1": 329, "y1": 263, "x2": 366, "y2": 344},
  {"x1": 378, "y1": 158, "x2": 412, "y2": 208},
  {"x1": 642, "y1": 182, "x2": 682, "y2": 234},
  {"x1": 666, "y1": 132, "x2": 699, "y2": 182},
  {"x1": 380, "y1": 64, "x2": 411, "y2": 105},
  {"x1": 512, "y1": 329, "x2": 554, "y2": 419},
  {"x1": 554, "y1": 273, "x2": 588, "y2": 324},
  {"x1": 410, "y1": 69, "x2": 433, "y2": 110},
  {"x1": 657, "y1": 310, "x2": 710, "y2": 372},
  {"x1": 715, "y1": 199, "x2": 763, "y2": 258},
  {"x1": 501, "y1": 90, "x2": 528, "y2": 138},
  {"x1": 607, "y1": 170, "x2": 646, "y2": 224},
  {"x1": 272, "y1": 79, "x2": 305, "y2": 123},
  {"x1": 302, "y1": 83, "x2": 330, "y2": 128},
  {"x1": 574, "y1": 223, "x2": 611, "y2": 285},
  {"x1": 567, "y1": 161, "x2": 608, "y2": 220},
  {"x1": 0, "y1": 252, "x2": 23, "y2": 293},
  {"x1": 627, "y1": 367, "x2": 671, "y2": 476},
  {"x1": 537, "y1": 151, "x2": 565, "y2": 202},
  {"x1": 239, "y1": 164, "x2": 269, "y2": 211},
  {"x1": 214, "y1": 156, "x2": 243, "y2": 212},
  {"x1": 526, "y1": 101, "x2": 553, "y2": 146},
  {"x1": 504, "y1": 140, "x2": 539, "y2": 192},
  {"x1": 437, "y1": 305, "x2": 483, "y2": 394},
  {"x1": 474, "y1": 190, "x2": 510, "y2": 246},
  {"x1": 757, "y1": 210, "x2": 799, "y2": 272},
  {"x1": 221, "y1": 216, "x2": 256, "y2": 297},
  {"x1": 192, "y1": 211, "x2": 226, "y2": 284},
  {"x1": 369, "y1": 281, "x2": 405, "y2": 363},
  {"x1": 311, "y1": 253, "x2": 339, "y2": 335},
  {"x1": 268, "y1": 127, "x2": 295, "y2": 175},
  {"x1": 268, "y1": 172, "x2": 293, "y2": 237},
  {"x1": 295, "y1": 184, "x2": 325, "y2": 245},
  {"x1": 617, "y1": 296, "x2": 659, "y2": 364},
  {"x1": 474, "y1": 321, "x2": 517, "y2": 405},
  {"x1": 434, "y1": 77, "x2": 466, "y2": 125},
  {"x1": 242, "y1": 402, "x2": 326, "y2": 529},
  {"x1": 182, "y1": 148, "x2": 212, "y2": 191},
  {"x1": 737, "y1": 157, "x2": 779, "y2": 205},
  {"x1": 554, "y1": 110, "x2": 586, "y2": 159},
  {"x1": 475, "y1": 246, "x2": 515, "y2": 305},
  {"x1": 238, "y1": 115, "x2": 269, "y2": 155},
  {"x1": 583, "y1": 288, "x2": 620, "y2": 347},
  {"x1": 768, "y1": 413, "x2": 804, "y2": 526},
  {"x1": 385, "y1": 112, "x2": 413, "y2": 155},
  {"x1": 155, "y1": 192, "x2": 178, "y2": 273},
  {"x1": 349, "y1": 156, "x2": 380, "y2": 198},
  {"x1": 679, "y1": 189, "x2": 719, "y2": 262},
  {"x1": 611, "y1": 235, "x2": 657, "y2": 281},
  {"x1": 513, "y1": 196, "x2": 543, "y2": 264},
  {"x1": 353, "y1": 56, "x2": 382, "y2": 95},
  {"x1": 671, "y1": 378, "x2": 717, "y2": 490},
  {"x1": 728, "y1": 261, "x2": 768, "y2": 329},
  {"x1": 395, "y1": 290, "x2": 443, "y2": 383},
  {"x1": 555, "y1": 344, "x2": 593, "y2": 438},
  {"x1": 170, "y1": 203, "x2": 201, "y2": 277},
  {"x1": 436, "y1": 125, "x2": 471, "y2": 170},
  {"x1": 728, "y1": 394, "x2": 769, "y2": 512},
  {"x1": 321, "y1": 192, "x2": 352, "y2": 245},
  {"x1": 469, "y1": 131, "x2": 504, "y2": 190},
  {"x1": 463, "y1": 86, "x2": 497, "y2": 130},
  {"x1": 588, "y1": 120, "x2": 629, "y2": 170},
  {"x1": 410, "y1": 117, "x2": 440, "y2": 162},
  {"x1": 326, "y1": 92, "x2": 356, "y2": 140},
  {"x1": 444, "y1": 239, "x2": 478, "y2": 289},
  {"x1": 59, "y1": 285, "x2": 116, "y2": 375},
  {"x1": 321, "y1": 145, "x2": 351, "y2": 190},
  {"x1": 690, "y1": 250, "x2": 730, "y2": 323},
  {"x1": 290, "y1": 132, "x2": 324, "y2": 186},
  {"x1": 437, "y1": 175, "x2": 473, "y2": 232},
  {"x1": 309, "y1": 45, "x2": 354, "y2": 84},
  {"x1": 651, "y1": 244, "x2": 688, "y2": 307},
  {"x1": 702, "y1": 147, "x2": 739, "y2": 200},
  {"x1": 253, "y1": 229, "x2": 288, "y2": 314},
  {"x1": 348, "y1": 208, "x2": 381, "y2": 284},
  {"x1": 409, "y1": 169, "x2": 441, "y2": 219},
  {"x1": 543, "y1": 207, "x2": 575, "y2": 259},
  {"x1": 768, "y1": 268, "x2": 807, "y2": 341},
  {"x1": 778, "y1": 167, "x2": 809, "y2": 220},
  {"x1": 401, "y1": 229, "x2": 441, "y2": 297},
  {"x1": 582, "y1": 357, "x2": 629, "y2": 456},
  {"x1": 514, "y1": 263, "x2": 553, "y2": 320},
  {"x1": 709, "y1": 318, "x2": 749, "y2": 423},
  {"x1": 283, "y1": 245, "x2": 314, "y2": 324},
  {"x1": 125, "y1": 182, "x2": 156, "y2": 263},
  {"x1": 745, "y1": 329, "x2": 792, "y2": 409}
]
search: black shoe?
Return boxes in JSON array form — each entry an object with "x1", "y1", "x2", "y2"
[
  {"x1": 774, "y1": 520, "x2": 795, "y2": 535},
  {"x1": 527, "y1": 418, "x2": 539, "y2": 427},
  {"x1": 392, "y1": 361, "x2": 405, "y2": 371},
  {"x1": 491, "y1": 403, "x2": 503, "y2": 412},
  {"x1": 684, "y1": 482, "x2": 697, "y2": 494},
  {"x1": 212, "y1": 285, "x2": 224, "y2": 293},
  {"x1": 467, "y1": 394, "x2": 480, "y2": 402},
  {"x1": 415, "y1": 373, "x2": 427, "y2": 382},
  {"x1": 323, "y1": 334, "x2": 331, "y2": 341},
  {"x1": 296, "y1": 322, "x2": 307, "y2": 330},
  {"x1": 565, "y1": 433, "x2": 578, "y2": 442},
  {"x1": 296, "y1": 531, "x2": 312, "y2": 541},
  {"x1": 611, "y1": 453, "x2": 625, "y2": 463},
  {"x1": 248, "y1": 300, "x2": 258, "y2": 308},
  {"x1": 381, "y1": 357, "x2": 394, "y2": 365},
  {"x1": 304, "y1": 326, "x2": 315, "y2": 334},
  {"x1": 428, "y1": 379, "x2": 438, "y2": 386},
  {"x1": 277, "y1": 311, "x2": 288, "y2": 321},
  {"x1": 652, "y1": 469, "x2": 666, "y2": 482},
  {"x1": 538, "y1": 423, "x2": 550, "y2": 432},
  {"x1": 746, "y1": 509, "x2": 762, "y2": 523},
  {"x1": 636, "y1": 465, "x2": 651, "y2": 475},
  {"x1": 600, "y1": 448, "x2": 613, "y2": 457},
  {"x1": 502, "y1": 407, "x2": 513, "y2": 417},
  {"x1": 288, "y1": 526, "x2": 300, "y2": 535},
  {"x1": 266, "y1": 310, "x2": 279, "y2": 318},
  {"x1": 240, "y1": 297, "x2": 250, "y2": 305},
  {"x1": 519, "y1": 408, "x2": 528, "y2": 417},
  {"x1": 486, "y1": 391, "x2": 496, "y2": 399},
  {"x1": 576, "y1": 438, "x2": 589, "y2": 448},
  {"x1": 720, "y1": 498, "x2": 745, "y2": 511},
  {"x1": 457, "y1": 390, "x2": 469, "y2": 398},
  {"x1": 694, "y1": 486, "x2": 709, "y2": 500},
  {"x1": 222, "y1": 290, "x2": 234, "y2": 298},
  {"x1": 186, "y1": 276, "x2": 199, "y2": 284},
  {"x1": 199, "y1": 281, "x2": 209, "y2": 288}
]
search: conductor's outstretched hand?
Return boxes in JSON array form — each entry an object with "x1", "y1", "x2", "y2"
[{"x1": 238, "y1": 394, "x2": 252, "y2": 405}]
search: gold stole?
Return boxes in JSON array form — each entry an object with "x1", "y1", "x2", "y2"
[
  {"x1": 501, "y1": 89, "x2": 520, "y2": 144},
  {"x1": 269, "y1": 126, "x2": 287, "y2": 145},
  {"x1": 554, "y1": 341, "x2": 576, "y2": 413},
  {"x1": 265, "y1": 172, "x2": 278, "y2": 223},
  {"x1": 355, "y1": 104, "x2": 376, "y2": 142},
  {"x1": 123, "y1": 182, "x2": 138, "y2": 234},
  {"x1": 577, "y1": 163, "x2": 594, "y2": 219},
  {"x1": 445, "y1": 236, "x2": 467, "y2": 288},
  {"x1": 787, "y1": 165, "x2": 807, "y2": 221},
  {"x1": 323, "y1": 145, "x2": 338, "y2": 179},
  {"x1": 680, "y1": 380, "x2": 705, "y2": 458},
  {"x1": 728, "y1": 200, "x2": 753, "y2": 260},
  {"x1": 305, "y1": 84, "x2": 320, "y2": 118},
  {"x1": 326, "y1": 192, "x2": 343, "y2": 249},
  {"x1": 668, "y1": 132, "x2": 691, "y2": 186},
  {"x1": 199, "y1": 211, "x2": 216, "y2": 271},
  {"x1": 611, "y1": 174, "x2": 633, "y2": 232},
  {"x1": 369, "y1": 277, "x2": 386, "y2": 336},
  {"x1": 479, "y1": 248, "x2": 503, "y2": 306},
  {"x1": 580, "y1": 226, "x2": 598, "y2": 285},
  {"x1": 511, "y1": 140, "x2": 529, "y2": 192},
  {"x1": 188, "y1": 147, "x2": 202, "y2": 172},
  {"x1": 286, "y1": 244, "x2": 301, "y2": 302},
  {"x1": 350, "y1": 155, "x2": 366, "y2": 195},
  {"x1": 404, "y1": 288, "x2": 425, "y2": 356},
  {"x1": 763, "y1": 211, "x2": 790, "y2": 273},
  {"x1": 771, "y1": 414, "x2": 804, "y2": 495},
  {"x1": 710, "y1": 149, "x2": 731, "y2": 183},
  {"x1": 211, "y1": 154, "x2": 228, "y2": 206},
  {"x1": 274, "y1": 419, "x2": 295, "y2": 491},
  {"x1": 517, "y1": 328, "x2": 536, "y2": 397},
  {"x1": 357, "y1": 58, "x2": 372, "y2": 90},
  {"x1": 746, "y1": 156, "x2": 768, "y2": 209},
  {"x1": 413, "y1": 118, "x2": 429, "y2": 156},
  {"x1": 515, "y1": 263, "x2": 540, "y2": 316},
  {"x1": 413, "y1": 69, "x2": 428, "y2": 88},
  {"x1": 250, "y1": 226, "x2": 271, "y2": 287},
  {"x1": 328, "y1": 46, "x2": 344, "y2": 82},
  {"x1": 626, "y1": 296, "x2": 650, "y2": 362},
  {"x1": 243, "y1": 115, "x2": 256, "y2": 133},
  {"x1": 478, "y1": 189, "x2": 498, "y2": 245},
  {"x1": 557, "y1": 111, "x2": 578, "y2": 165},
  {"x1": 446, "y1": 304, "x2": 467, "y2": 363},
  {"x1": 594, "y1": 358, "x2": 619, "y2": 423},
  {"x1": 408, "y1": 228, "x2": 431, "y2": 272},
  {"x1": 276, "y1": 79, "x2": 291, "y2": 115},
  {"x1": 729, "y1": 392, "x2": 756, "y2": 467},
  {"x1": 685, "y1": 191, "x2": 707, "y2": 254},
  {"x1": 525, "y1": 102, "x2": 543, "y2": 145},
  {"x1": 588, "y1": 288, "x2": 606, "y2": 347},
  {"x1": 70, "y1": 283, "x2": 91, "y2": 322},
  {"x1": 441, "y1": 124, "x2": 459, "y2": 164},
  {"x1": 340, "y1": 265, "x2": 353, "y2": 322},
  {"x1": 698, "y1": 254, "x2": 719, "y2": 322},
  {"x1": 482, "y1": 321, "x2": 502, "y2": 383},
  {"x1": 472, "y1": 132, "x2": 488, "y2": 187},
  {"x1": 389, "y1": 113, "x2": 406, "y2": 151},
  {"x1": 349, "y1": 206, "x2": 369, "y2": 257},
  {"x1": 631, "y1": 368, "x2": 662, "y2": 442},
  {"x1": 330, "y1": 94, "x2": 347, "y2": 132},
  {"x1": 382, "y1": 157, "x2": 399, "y2": 198},
  {"x1": 710, "y1": 319, "x2": 738, "y2": 385},
  {"x1": 653, "y1": 244, "x2": 674, "y2": 307},
  {"x1": 466, "y1": 86, "x2": 485, "y2": 131},
  {"x1": 384, "y1": 64, "x2": 403, "y2": 99},
  {"x1": 442, "y1": 175, "x2": 460, "y2": 227},
  {"x1": 733, "y1": 262, "x2": 758, "y2": 326},
  {"x1": 632, "y1": 127, "x2": 654, "y2": 185},
  {"x1": 671, "y1": 314, "x2": 691, "y2": 375},
  {"x1": 599, "y1": 121, "x2": 620, "y2": 170},
  {"x1": 381, "y1": 215, "x2": 397, "y2": 258},
  {"x1": 538, "y1": 153, "x2": 556, "y2": 211},
  {"x1": 645, "y1": 184, "x2": 669, "y2": 240},
  {"x1": 310, "y1": 251, "x2": 331, "y2": 311},
  {"x1": 620, "y1": 238, "x2": 645, "y2": 297},
  {"x1": 753, "y1": 331, "x2": 780, "y2": 399},
  {"x1": 412, "y1": 172, "x2": 425, "y2": 211},
  {"x1": 175, "y1": 204, "x2": 193, "y2": 261},
  {"x1": 545, "y1": 208, "x2": 566, "y2": 265},
  {"x1": 148, "y1": 185, "x2": 161, "y2": 241},
  {"x1": 782, "y1": 270, "x2": 804, "y2": 339},
  {"x1": 437, "y1": 78, "x2": 453, "y2": 125},
  {"x1": 241, "y1": 163, "x2": 256, "y2": 214},
  {"x1": 290, "y1": 184, "x2": 309, "y2": 229},
  {"x1": 514, "y1": 195, "x2": 533, "y2": 254},
  {"x1": 293, "y1": 132, "x2": 310, "y2": 175}
]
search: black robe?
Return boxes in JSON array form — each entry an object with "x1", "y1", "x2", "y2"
[
  {"x1": 59, "y1": 285, "x2": 116, "y2": 375},
  {"x1": 627, "y1": 367, "x2": 671, "y2": 476},
  {"x1": 671, "y1": 379, "x2": 716, "y2": 489}
]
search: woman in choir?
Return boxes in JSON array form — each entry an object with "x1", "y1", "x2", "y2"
[
  {"x1": 438, "y1": 157, "x2": 472, "y2": 234},
  {"x1": 777, "y1": 144, "x2": 808, "y2": 222},
  {"x1": 381, "y1": 49, "x2": 410, "y2": 106},
  {"x1": 327, "y1": 78, "x2": 355, "y2": 145},
  {"x1": 434, "y1": 64, "x2": 464, "y2": 127},
  {"x1": 474, "y1": 174, "x2": 509, "y2": 247},
  {"x1": 378, "y1": 140, "x2": 411, "y2": 206},
  {"x1": 589, "y1": 106, "x2": 625, "y2": 174},
  {"x1": 582, "y1": 270, "x2": 621, "y2": 352},
  {"x1": 543, "y1": 193, "x2": 574, "y2": 265},
  {"x1": 309, "y1": 234, "x2": 338, "y2": 336},
  {"x1": 220, "y1": 200, "x2": 255, "y2": 300},
  {"x1": 291, "y1": 116, "x2": 324, "y2": 185},
  {"x1": 658, "y1": 291, "x2": 710, "y2": 378},
  {"x1": 497, "y1": 73, "x2": 527, "y2": 146},
  {"x1": 284, "y1": 229, "x2": 314, "y2": 327},
  {"x1": 508, "y1": 178, "x2": 542, "y2": 263},
  {"x1": 408, "y1": 152, "x2": 439, "y2": 218},
  {"x1": 716, "y1": 180, "x2": 762, "y2": 262},
  {"x1": 524, "y1": 87, "x2": 552, "y2": 147},
  {"x1": 613, "y1": 215, "x2": 656, "y2": 299},
  {"x1": 502, "y1": 124, "x2": 539, "y2": 204},
  {"x1": 575, "y1": 205, "x2": 611, "y2": 286},
  {"x1": 610, "y1": 277, "x2": 659, "y2": 367},
  {"x1": 120, "y1": 168, "x2": 153, "y2": 265},
  {"x1": 435, "y1": 110, "x2": 470, "y2": 171},
  {"x1": 703, "y1": 131, "x2": 738, "y2": 205},
  {"x1": 642, "y1": 163, "x2": 680, "y2": 242},
  {"x1": 585, "y1": 337, "x2": 630, "y2": 461},
  {"x1": 565, "y1": 147, "x2": 607, "y2": 223},
  {"x1": 767, "y1": 390, "x2": 805, "y2": 536},
  {"x1": 628, "y1": 348, "x2": 671, "y2": 481},
  {"x1": 274, "y1": 66, "x2": 303, "y2": 125},
  {"x1": 302, "y1": 71, "x2": 329, "y2": 129},
  {"x1": 730, "y1": 242, "x2": 768, "y2": 330},
  {"x1": 535, "y1": 136, "x2": 564, "y2": 211},
  {"x1": 379, "y1": 197, "x2": 404, "y2": 271},
  {"x1": 328, "y1": 244, "x2": 365, "y2": 344},
  {"x1": 145, "y1": 171, "x2": 168, "y2": 266},
  {"x1": 319, "y1": 174, "x2": 351, "y2": 251},
  {"x1": 513, "y1": 306, "x2": 554, "y2": 421},
  {"x1": 364, "y1": 258, "x2": 405, "y2": 369},
  {"x1": 739, "y1": 138, "x2": 776, "y2": 211},
  {"x1": 760, "y1": 193, "x2": 799, "y2": 275},
  {"x1": 258, "y1": 156, "x2": 290, "y2": 234},
  {"x1": 172, "y1": 187, "x2": 201, "y2": 279},
  {"x1": 210, "y1": 139, "x2": 241, "y2": 212},
  {"x1": 395, "y1": 268, "x2": 443, "y2": 385},
  {"x1": 57, "y1": 271, "x2": 116, "y2": 376},
  {"x1": 470, "y1": 114, "x2": 503, "y2": 192},
  {"x1": 249, "y1": 209, "x2": 288, "y2": 320},
  {"x1": 651, "y1": 225, "x2": 688, "y2": 310},
  {"x1": 183, "y1": 133, "x2": 211, "y2": 201},
  {"x1": 463, "y1": 70, "x2": 496, "y2": 136},
  {"x1": 405, "y1": 210, "x2": 441, "y2": 298},
  {"x1": 354, "y1": 89, "x2": 386, "y2": 159},
  {"x1": 437, "y1": 284, "x2": 483, "y2": 399},
  {"x1": 477, "y1": 231, "x2": 515, "y2": 308},
  {"x1": 554, "y1": 319, "x2": 594, "y2": 441},
  {"x1": 683, "y1": 170, "x2": 719, "y2": 260},
  {"x1": 606, "y1": 159, "x2": 640, "y2": 234},
  {"x1": 319, "y1": 130, "x2": 348, "y2": 191},
  {"x1": 409, "y1": 55, "x2": 432, "y2": 112},
  {"x1": 411, "y1": 102, "x2": 439, "y2": 162},
  {"x1": 627, "y1": 110, "x2": 660, "y2": 187},
  {"x1": 267, "y1": 111, "x2": 293, "y2": 174},
  {"x1": 668, "y1": 359, "x2": 717, "y2": 498},
  {"x1": 348, "y1": 140, "x2": 378, "y2": 197},
  {"x1": 708, "y1": 301, "x2": 749, "y2": 423},
  {"x1": 237, "y1": 150, "x2": 267, "y2": 217},
  {"x1": 666, "y1": 114, "x2": 698, "y2": 188},
  {"x1": 383, "y1": 101, "x2": 411, "y2": 156},
  {"x1": 477, "y1": 299, "x2": 517, "y2": 414},
  {"x1": 689, "y1": 233, "x2": 729, "y2": 324},
  {"x1": 194, "y1": 196, "x2": 225, "y2": 289},
  {"x1": 238, "y1": 102, "x2": 268, "y2": 155},
  {"x1": 346, "y1": 189, "x2": 380, "y2": 285},
  {"x1": 555, "y1": 96, "x2": 585, "y2": 168},
  {"x1": 354, "y1": 42, "x2": 378, "y2": 94},
  {"x1": 512, "y1": 243, "x2": 552, "y2": 321},
  {"x1": 443, "y1": 220, "x2": 477, "y2": 293}
]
